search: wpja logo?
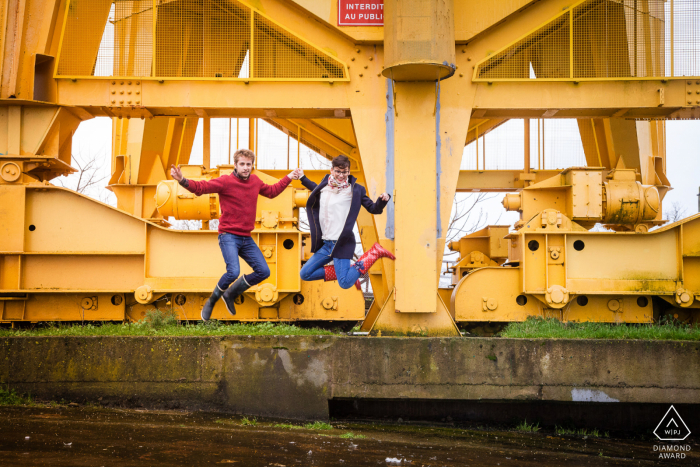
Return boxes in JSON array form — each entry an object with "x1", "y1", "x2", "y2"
[{"x1": 653, "y1": 405, "x2": 692, "y2": 460}]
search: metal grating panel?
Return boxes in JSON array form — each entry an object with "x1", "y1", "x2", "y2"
[
  {"x1": 56, "y1": 0, "x2": 347, "y2": 81},
  {"x1": 253, "y1": 12, "x2": 345, "y2": 79},
  {"x1": 155, "y1": 0, "x2": 250, "y2": 78},
  {"x1": 475, "y1": 0, "x2": 700, "y2": 81},
  {"x1": 476, "y1": 12, "x2": 570, "y2": 80},
  {"x1": 573, "y1": 0, "x2": 666, "y2": 78},
  {"x1": 57, "y1": 0, "x2": 115, "y2": 76},
  {"x1": 673, "y1": 0, "x2": 700, "y2": 76}
]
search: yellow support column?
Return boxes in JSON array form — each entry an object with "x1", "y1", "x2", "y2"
[{"x1": 393, "y1": 82, "x2": 438, "y2": 314}]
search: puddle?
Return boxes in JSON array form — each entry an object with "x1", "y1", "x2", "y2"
[{"x1": 0, "y1": 406, "x2": 695, "y2": 466}]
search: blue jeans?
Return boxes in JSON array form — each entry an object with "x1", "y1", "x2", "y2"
[
  {"x1": 299, "y1": 240, "x2": 361, "y2": 289},
  {"x1": 217, "y1": 233, "x2": 270, "y2": 290}
]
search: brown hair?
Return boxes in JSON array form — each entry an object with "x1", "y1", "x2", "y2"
[
  {"x1": 234, "y1": 149, "x2": 255, "y2": 165},
  {"x1": 332, "y1": 155, "x2": 350, "y2": 170}
]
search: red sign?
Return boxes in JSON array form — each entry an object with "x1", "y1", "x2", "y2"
[{"x1": 338, "y1": 1, "x2": 384, "y2": 26}]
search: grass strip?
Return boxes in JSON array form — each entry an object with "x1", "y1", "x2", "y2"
[
  {"x1": 500, "y1": 317, "x2": 700, "y2": 341},
  {"x1": 0, "y1": 314, "x2": 341, "y2": 338},
  {"x1": 0, "y1": 386, "x2": 33, "y2": 406},
  {"x1": 304, "y1": 421, "x2": 333, "y2": 430}
]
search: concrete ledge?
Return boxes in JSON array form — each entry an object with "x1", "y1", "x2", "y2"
[{"x1": 1, "y1": 336, "x2": 699, "y2": 419}]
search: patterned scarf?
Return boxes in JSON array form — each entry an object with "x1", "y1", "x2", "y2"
[{"x1": 328, "y1": 174, "x2": 350, "y2": 191}]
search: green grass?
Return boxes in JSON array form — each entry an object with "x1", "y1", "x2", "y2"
[
  {"x1": 273, "y1": 423, "x2": 303, "y2": 429},
  {"x1": 240, "y1": 416, "x2": 258, "y2": 426},
  {"x1": 0, "y1": 312, "x2": 339, "y2": 338},
  {"x1": 555, "y1": 426, "x2": 609, "y2": 438},
  {"x1": 515, "y1": 420, "x2": 540, "y2": 433},
  {"x1": 500, "y1": 317, "x2": 700, "y2": 341},
  {"x1": 304, "y1": 421, "x2": 333, "y2": 430},
  {"x1": 0, "y1": 386, "x2": 33, "y2": 406},
  {"x1": 339, "y1": 432, "x2": 366, "y2": 439}
]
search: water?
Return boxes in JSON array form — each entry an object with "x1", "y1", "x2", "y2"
[{"x1": 0, "y1": 406, "x2": 694, "y2": 466}]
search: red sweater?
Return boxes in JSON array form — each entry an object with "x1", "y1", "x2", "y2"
[{"x1": 183, "y1": 173, "x2": 291, "y2": 236}]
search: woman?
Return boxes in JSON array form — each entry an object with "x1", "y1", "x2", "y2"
[{"x1": 299, "y1": 155, "x2": 395, "y2": 289}]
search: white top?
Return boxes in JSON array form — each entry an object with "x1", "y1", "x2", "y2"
[{"x1": 320, "y1": 184, "x2": 353, "y2": 241}]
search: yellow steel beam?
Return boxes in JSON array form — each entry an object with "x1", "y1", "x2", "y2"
[
  {"x1": 470, "y1": 80, "x2": 698, "y2": 118},
  {"x1": 456, "y1": 170, "x2": 562, "y2": 192}
]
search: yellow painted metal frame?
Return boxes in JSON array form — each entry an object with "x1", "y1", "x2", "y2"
[
  {"x1": 53, "y1": 0, "x2": 350, "y2": 82},
  {"x1": 472, "y1": 0, "x2": 700, "y2": 83}
]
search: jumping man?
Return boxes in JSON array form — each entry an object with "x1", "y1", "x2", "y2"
[
  {"x1": 299, "y1": 155, "x2": 395, "y2": 289},
  {"x1": 170, "y1": 149, "x2": 302, "y2": 320}
]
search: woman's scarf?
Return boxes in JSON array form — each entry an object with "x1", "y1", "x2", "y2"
[{"x1": 328, "y1": 174, "x2": 350, "y2": 191}]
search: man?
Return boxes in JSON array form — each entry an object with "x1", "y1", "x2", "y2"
[
  {"x1": 299, "y1": 155, "x2": 395, "y2": 289},
  {"x1": 170, "y1": 149, "x2": 301, "y2": 320}
]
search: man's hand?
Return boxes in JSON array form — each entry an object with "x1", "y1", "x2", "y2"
[
  {"x1": 289, "y1": 168, "x2": 304, "y2": 180},
  {"x1": 170, "y1": 165, "x2": 183, "y2": 182},
  {"x1": 379, "y1": 192, "x2": 390, "y2": 202}
]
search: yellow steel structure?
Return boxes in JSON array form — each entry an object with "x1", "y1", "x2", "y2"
[{"x1": 0, "y1": 0, "x2": 699, "y2": 333}]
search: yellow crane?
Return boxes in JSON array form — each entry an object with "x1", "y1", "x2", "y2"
[{"x1": 0, "y1": 0, "x2": 698, "y2": 335}]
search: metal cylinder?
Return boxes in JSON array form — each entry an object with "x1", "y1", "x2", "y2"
[
  {"x1": 293, "y1": 189, "x2": 309, "y2": 208},
  {"x1": 602, "y1": 181, "x2": 660, "y2": 224},
  {"x1": 155, "y1": 180, "x2": 219, "y2": 221},
  {"x1": 381, "y1": 0, "x2": 456, "y2": 81},
  {"x1": 502, "y1": 193, "x2": 522, "y2": 212}
]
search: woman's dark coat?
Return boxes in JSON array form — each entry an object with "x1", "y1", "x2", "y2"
[{"x1": 300, "y1": 174, "x2": 390, "y2": 259}]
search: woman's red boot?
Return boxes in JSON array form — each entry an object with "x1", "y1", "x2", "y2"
[{"x1": 354, "y1": 243, "x2": 396, "y2": 274}]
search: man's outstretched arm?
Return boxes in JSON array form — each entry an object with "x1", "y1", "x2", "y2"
[
  {"x1": 259, "y1": 168, "x2": 300, "y2": 199},
  {"x1": 170, "y1": 164, "x2": 226, "y2": 195}
]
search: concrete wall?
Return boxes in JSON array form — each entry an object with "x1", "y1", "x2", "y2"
[{"x1": 1, "y1": 336, "x2": 699, "y2": 420}]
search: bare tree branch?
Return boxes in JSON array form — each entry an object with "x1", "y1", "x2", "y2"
[{"x1": 664, "y1": 201, "x2": 688, "y2": 224}]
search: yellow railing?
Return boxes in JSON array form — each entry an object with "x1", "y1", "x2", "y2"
[
  {"x1": 474, "y1": 0, "x2": 700, "y2": 81},
  {"x1": 55, "y1": 0, "x2": 348, "y2": 81}
]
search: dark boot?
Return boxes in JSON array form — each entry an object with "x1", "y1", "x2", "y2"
[
  {"x1": 323, "y1": 265, "x2": 361, "y2": 290},
  {"x1": 222, "y1": 276, "x2": 250, "y2": 316},
  {"x1": 201, "y1": 285, "x2": 225, "y2": 321}
]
